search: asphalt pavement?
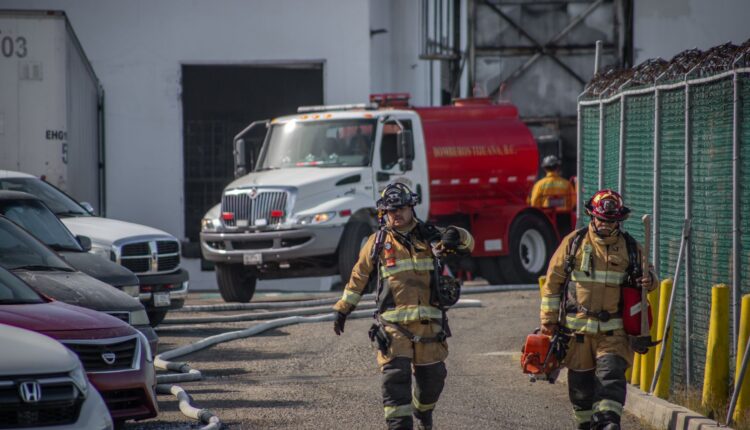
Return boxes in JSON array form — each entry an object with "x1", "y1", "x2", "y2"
[{"x1": 127, "y1": 289, "x2": 646, "y2": 429}]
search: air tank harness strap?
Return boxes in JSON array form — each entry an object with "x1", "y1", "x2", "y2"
[{"x1": 377, "y1": 315, "x2": 446, "y2": 344}]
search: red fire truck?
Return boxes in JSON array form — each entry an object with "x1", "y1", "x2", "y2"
[{"x1": 200, "y1": 93, "x2": 570, "y2": 302}]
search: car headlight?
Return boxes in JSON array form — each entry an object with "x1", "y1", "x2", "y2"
[
  {"x1": 130, "y1": 309, "x2": 150, "y2": 326},
  {"x1": 294, "y1": 211, "x2": 336, "y2": 225},
  {"x1": 136, "y1": 331, "x2": 154, "y2": 363},
  {"x1": 69, "y1": 365, "x2": 89, "y2": 397},
  {"x1": 90, "y1": 244, "x2": 112, "y2": 260},
  {"x1": 201, "y1": 217, "x2": 219, "y2": 232},
  {"x1": 120, "y1": 285, "x2": 140, "y2": 297}
]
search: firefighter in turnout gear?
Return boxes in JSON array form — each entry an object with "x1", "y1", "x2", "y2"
[
  {"x1": 333, "y1": 182, "x2": 474, "y2": 430},
  {"x1": 540, "y1": 189, "x2": 658, "y2": 430},
  {"x1": 529, "y1": 155, "x2": 577, "y2": 236}
]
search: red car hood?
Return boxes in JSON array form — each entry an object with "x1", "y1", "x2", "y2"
[{"x1": 0, "y1": 301, "x2": 132, "y2": 339}]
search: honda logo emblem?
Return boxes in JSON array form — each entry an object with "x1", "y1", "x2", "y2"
[
  {"x1": 19, "y1": 381, "x2": 42, "y2": 403},
  {"x1": 102, "y1": 352, "x2": 117, "y2": 365}
]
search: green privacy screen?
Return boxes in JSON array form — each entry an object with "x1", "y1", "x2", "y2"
[{"x1": 578, "y1": 57, "x2": 750, "y2": 392}]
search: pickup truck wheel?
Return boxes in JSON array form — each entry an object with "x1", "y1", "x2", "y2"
[
  {"x1": 147, "y1": 310, "x2": 168, "y2": 327},
  {"x1": 215, "y1": 263, "x2": 257, "y2": 302},
  {"x1": 338, "y1": 221, "x2": 373, "y2": 289},
  {"x1": 503, "y1": 213, "x2": 556, "y2": 284}
]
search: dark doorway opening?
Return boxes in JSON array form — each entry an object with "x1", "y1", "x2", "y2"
[{"x1": 181, "y1": 63, "x2": 324, "y2": 245}]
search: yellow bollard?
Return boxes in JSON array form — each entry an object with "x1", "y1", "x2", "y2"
[
  {"x1": 631, "y1": 352, "x2": 641, "y2": 388},
  {"x1": 702, "y1": 284, "x2": 730, "y2": 412},
  {"x1": 640, "y1": 283, "x2": 661, "y2": 391},
  {"x1": 625, "y1": 366, "x2": 632, "y2": 382},
  {"x1": 538, "y1": 276, "x2": 546, "y2": 299},
  {"x1": 732, "y1": 294, "x2": 750, "y2": 423},
  {"x1": 654, "y1": 279, "x2": 673, "y2": 398}
]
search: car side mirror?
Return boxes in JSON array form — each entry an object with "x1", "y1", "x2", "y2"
[
  {"x1": 80, "y1": 201, "x2": 95, "y2": 215},
  {"x1": 76, "y1": 235, "x2": 92, "y2": 252},
  {"x1": 397, "y1": 130, "x2": 414, "y2": 172}
]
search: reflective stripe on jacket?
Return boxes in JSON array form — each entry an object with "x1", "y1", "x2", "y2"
[
  {"x1": 333, "y1": 220, "x2": 474, "y2": 324},
  {"x1": 540, "y1": 223, "x2": 658, "y2": 334}
]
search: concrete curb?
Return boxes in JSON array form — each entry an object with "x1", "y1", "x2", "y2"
[{"x1": 624, "y1": 385, "x2": 729, "y2": 430}]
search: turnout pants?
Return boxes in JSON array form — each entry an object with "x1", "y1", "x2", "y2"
[
  {"x1": 382, "y1": 358, "x2": 446, "y2": 430},
  {"x1": 564, "y1": 331, "x2": 632, "y2": 429}
]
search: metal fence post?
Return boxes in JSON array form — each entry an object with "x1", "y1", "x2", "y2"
[
  {"x1": 618, "y1": 95, "x2": 626, "y2": 193},
  {"x1": 684, "y1": 79, "x2": 693, "y2": 386},
  {"x1": 604, "y1": 101, "x2": 608, "y2": 190},
  {"x1": 733, "y1": 70, "x2": 741, "y2": 358},
  {"x1": 577, "y1": 101, "x2": 583, "y2": 224},
  {"x1": 653, "y1": 88, "x2": 661, "y2": 276}
]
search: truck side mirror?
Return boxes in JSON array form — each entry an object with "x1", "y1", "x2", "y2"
[
  {"x1": 80, "y1": 201, "x2": 95, "y2": 215},
  {"x1": 234, "y1": 138, "x2": 247, "y2": 178},
  {"x1": 76, "y1": 235, "x2": 92, "y2": 252},
  {"x1": 397, "y1": 130, "x2": 414, "y2": 172}
]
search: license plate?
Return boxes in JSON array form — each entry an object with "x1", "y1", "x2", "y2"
[
  {"x1": 153, "y1": 292, "x2": 171, "y2": 307},
  {"x1": 243, "y1": 253, "x2": 263, "y2": 265}
]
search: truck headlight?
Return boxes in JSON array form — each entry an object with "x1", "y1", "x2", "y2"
[
  {"x1": 120, "y1": 285, "x2": 140, "y2": 297},
  {"x1": 69, "y1": 365, "x2": 89, "y2": 397},
  {"x1": 201, "y1": 218, "x2": 219, "y2": 232},
  {"x1": 130, "y1": 309, "x2": 150, "y2": 326},
  {"x1": 295, "y1": 211, "x2": 336, "y2": 225},
  {"x1": 90, "y1": 244, "x2": 112, "y2": 260}
]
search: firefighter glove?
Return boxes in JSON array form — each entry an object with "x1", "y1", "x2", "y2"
[
  {"x1": 441, "y1": 227, "x2": 461, "y2": 250},
  {"x1": 333, "y1": 312, "x2": 347, "y2": 335}
]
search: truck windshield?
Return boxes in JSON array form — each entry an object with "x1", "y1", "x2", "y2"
[
  {"x1": 0, "y1": 266, "x2": 43, "y2": 304},
  {"x1": 0, "y1": 201, "x2": 83, "y2": 252},
  {"x1": 0, "y1": 178, "x2": 89, "y2": 217},
  {"x1": 0, "y1": 217, "x2": 73, "y2": 272},
  {"x1": 257, "y1": 119, "x2": 376, "y2": 170}
]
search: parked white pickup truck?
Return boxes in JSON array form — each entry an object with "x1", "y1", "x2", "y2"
[{"x1": 0, "y1": 170, "x2": 189, "y2": 326}]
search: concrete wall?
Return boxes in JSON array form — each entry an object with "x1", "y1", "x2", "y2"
[
  {"x1": 634, "y1": 0, "x2": 750, "y2": 64},
  {"x1": 0, "y1": 0, "x2": 371, "y2": 240}
]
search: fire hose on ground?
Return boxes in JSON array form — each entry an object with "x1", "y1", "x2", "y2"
[{"x1": 153, "y1": 297, "x2": 489, "y2": 429}]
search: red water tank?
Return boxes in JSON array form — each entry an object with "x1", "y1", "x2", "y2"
[{"x1": 413, "y1": 99, "x2": 538, "y2": 215}]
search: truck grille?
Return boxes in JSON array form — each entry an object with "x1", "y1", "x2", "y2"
[
  {"x1": 222, "y1": 190, "x2": 288, "y2": 227},
  {"x1": 115, "y1": 239, "x2": 180, "y2": 274},
  {"x1": 0, "y1": 374, "x2": 82, "y2": 428},
  {"x1": 63, "y1": 336, "x2": 139, "y2": 372}
]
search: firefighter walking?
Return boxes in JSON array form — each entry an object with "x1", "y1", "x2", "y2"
[
  {"x1": 540, "y1": 190, "x2": 658, "y2": 430},
  {"x1": 333, "y1": 182, "x2": 474, "y2": 430}
]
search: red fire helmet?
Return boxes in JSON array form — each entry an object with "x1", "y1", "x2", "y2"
[{"x1": 585, "y1": 189, "x2": 631, "y2": 221}]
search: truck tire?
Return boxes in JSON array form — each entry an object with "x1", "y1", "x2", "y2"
[
  {"x1": 478, "y1": 257, "x2": 508, "y2": 285},
  {"x1": 503, "y1": 212, "x2": 556, "y2": 284},
  {"x1": 215, "y1": 263, "x2": 257, "y2": 303},
  {"x1": 147, "y1": 310, "x2": 168, "y2": 327},
  {"x1": 338, "y1": 221, "x2": 373, "y2": 288}
]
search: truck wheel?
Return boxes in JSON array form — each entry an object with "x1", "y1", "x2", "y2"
[
  {"x1": 338, "y1": 221, "x2": 373, "y2": 288},
  {"x1": 503, "y1": 213, "x2": 556, "y2": 284},
  {"x1": 478, "y1": 257, "x2": 508, "y2": 285},
  {"x1": 215, "y1": 263, "x2": 257, "y2": 303},
  {"x1": 147, "y1": 310, "x2": 168, "y2": 327}
]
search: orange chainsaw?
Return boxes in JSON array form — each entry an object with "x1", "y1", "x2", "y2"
[{"x1": 521, "y1": 328, "x2": 570, "y2": 383}]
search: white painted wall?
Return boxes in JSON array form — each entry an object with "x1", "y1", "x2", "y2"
[
  {"x1": 0, "y1": 0, "x2": 371, "y2": 240},
  {"x1": 369, "y1": 0, "x2": 433, "y2": 106},
  {"x1": 634, "y1": 0, "x2": 750, "y2": 64}
]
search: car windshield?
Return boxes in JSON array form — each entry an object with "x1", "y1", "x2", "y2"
[
  {"x1": 0, "y1": 267, "x2": 43, "y2": 304},
  {"x1": 0, "y1": 201, "x2": 82, "y2": 251},
  {"x1": 0, "y1": 178, "x2": 89, "y2": 217},
  {"x1": 0, "y1": 217, "x2": 72, "y2": 272},
  {"x1": 257, "y1": 119, "x2": 376, "y2": 170}
]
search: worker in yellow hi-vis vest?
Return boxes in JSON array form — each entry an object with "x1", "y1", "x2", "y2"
[{"x1": 529, "y1": 154, "x2": 577, "y2": 235}]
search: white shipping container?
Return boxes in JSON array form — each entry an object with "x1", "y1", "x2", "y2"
[{"x1": 0, "y1": 10, "x2": 103, "y2": 212}]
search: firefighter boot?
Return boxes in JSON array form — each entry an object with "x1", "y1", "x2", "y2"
[
  {"x1": 382, "y1": 358, "x2": 413, "y2": 430},
  {"x1": 412, "y1": 362, "x2": 447, "y2": 430},
  {"x1": 590, "y1": 411, "x2": 620, "y2": 430}
]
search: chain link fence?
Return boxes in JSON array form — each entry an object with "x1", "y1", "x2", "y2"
[{"x1": 577, "y1": 41, "x2": 750, "y2": 392}]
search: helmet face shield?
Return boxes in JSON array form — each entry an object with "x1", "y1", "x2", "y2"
[{"x1": 377, "y1": 182, "x2": 420, "y2": 212}]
